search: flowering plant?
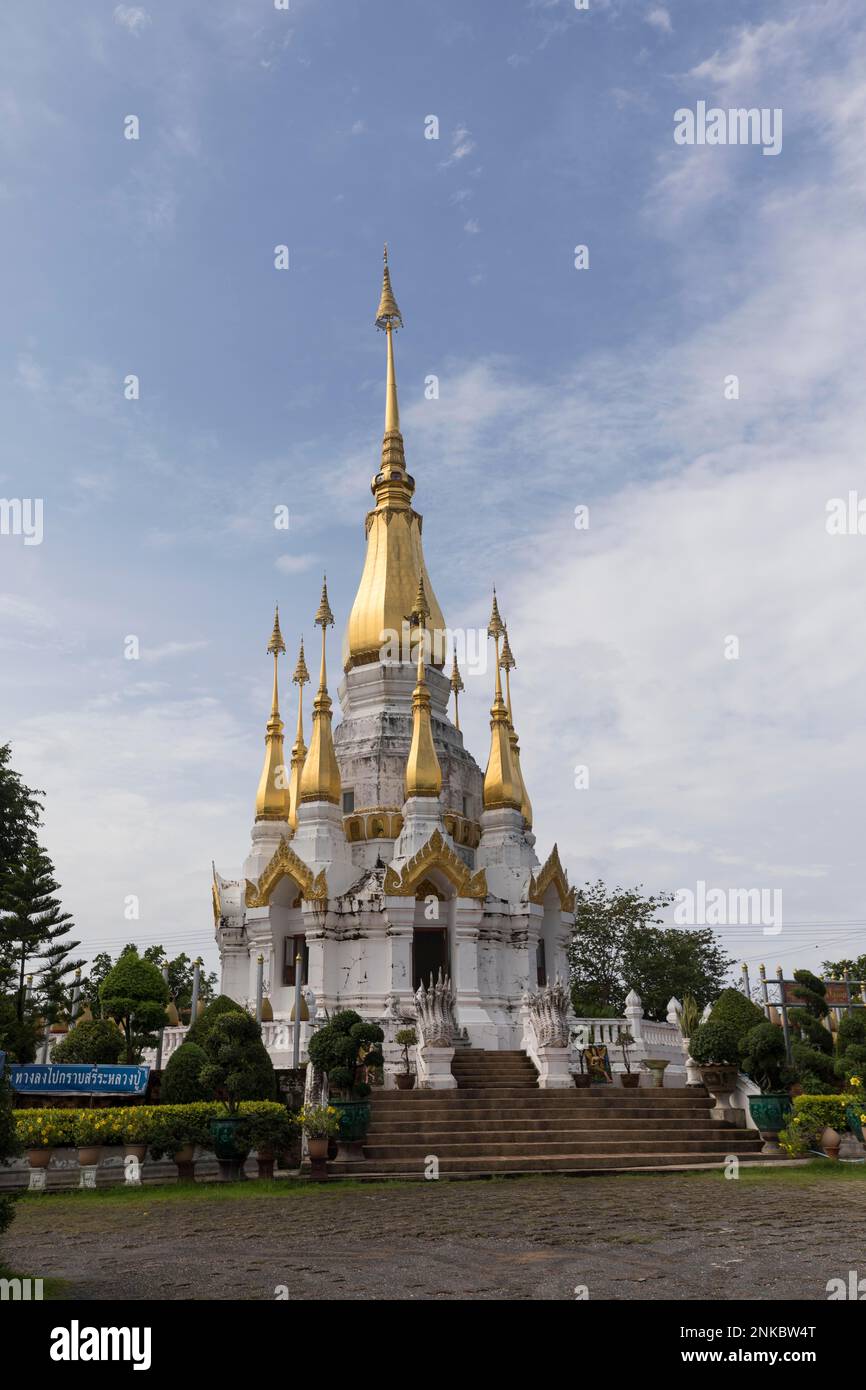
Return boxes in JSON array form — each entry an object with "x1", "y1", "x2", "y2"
[
  {"x1": 15, "y1": 1109, "x2": 77, "y2": 1149},
  {"x1": 298, "y1": 1104, "x2": 340, "y2": 1139}
]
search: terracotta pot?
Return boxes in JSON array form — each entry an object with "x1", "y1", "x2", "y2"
[
  {"x1": 307, "y1": 1136, "x2": 329, "y2": 1161},
  {"x1": 395, "y1": 1072, "x2": 416, "y2": 1090},
  {"x1": 821, "y1": 1126, "x2": 841, "y2": 1161},
  {"x1": 620, "y1": 1073, "x2": 641, "y2": 1088},
  {"x1": 77, "y1": 1146, "x2": 101, "y2": 1167},
  {"x1": 26, "y1": 1148, "x2": 52, "y2": 1169},
  {"x1": 123, "y1": 1143, "x2": 147, "y2": 1162},
  {"x1": 174, "y1": 1143, "x2": 196, "y2": 1181}
]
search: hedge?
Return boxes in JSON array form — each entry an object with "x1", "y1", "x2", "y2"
[{"x1": 14, "y1": 1102, "x2": 294, "y2": 1156}]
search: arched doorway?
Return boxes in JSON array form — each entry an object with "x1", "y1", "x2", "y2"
[{"x1": 411, "y1": 877, "x2": 451, "y2": 990}]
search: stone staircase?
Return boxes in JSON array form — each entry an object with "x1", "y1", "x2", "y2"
[{"x1": 334, "y1": 1049, "x2": 770, "y2": 1178}]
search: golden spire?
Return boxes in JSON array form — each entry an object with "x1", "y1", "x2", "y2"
[
  {"x1": 287, "y1": 636, "x2": 310, "y2": 830},
  {"x1": 450, "y1": 651, "x2": 465, "y2": 732},
  {"x1": 299, "y1": 577, "x2": 342, "y2": 806},
  {"x1": 255, "y1": 605, "x2": 291, "y2": 821},
  {"x1": 482, "y1": 590, "x2": 520, "y2": 812},
  {"x1": 404, "y1": 578, "x2": 442, "y2": 800},
  {"x1": 500, "y1": 624, "x2": 533, "y2": 830},
  {"x1": 343, "y1": 247, "x2": 446, "y2": 672}
]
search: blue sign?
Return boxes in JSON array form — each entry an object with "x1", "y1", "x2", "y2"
[{"x1": 10, "y1": 1063, "x2": 150, "y2": 1096}]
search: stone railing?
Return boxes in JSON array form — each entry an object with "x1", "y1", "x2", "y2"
[{"x1": 569, "y1": 991, "x2": 688, "y2": 1082}]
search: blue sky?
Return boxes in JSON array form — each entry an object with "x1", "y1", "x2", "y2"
[{"x1": 2, "y1": 0, "x2": 866, "y2": 986}]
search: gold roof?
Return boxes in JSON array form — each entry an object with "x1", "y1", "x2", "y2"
[
  {"x1": 343, "y1": 248, "x2": 447, "y2": 671},
  {"x1": 255, "y1": 605, "x2": 291, "y2": 822},
  {"x1": 482, "y1": 592, "x2": 520, "y2": 812},
  {"x1": 288, "y1": 636, "x2": 309, "y2": 830},
  {"x1": 404, "y1": 578, "x2": 442, "y2": 800},
  {"x1": 500, "y1": 624, "x2": 532, "y2": 829},
  {"x1": 299, "y1": 578, "x2": 342, "y2": 806}
]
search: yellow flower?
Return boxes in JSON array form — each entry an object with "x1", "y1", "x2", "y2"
[{"x1": 850, "y1": 1076, "x2": 861, "y2": 1087}]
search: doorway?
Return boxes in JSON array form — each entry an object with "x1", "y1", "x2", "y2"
[{"x1": 412, "y1": 927, "x2": 449, "y2": 992}]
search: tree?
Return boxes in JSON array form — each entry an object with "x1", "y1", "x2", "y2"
[
  {"x1": 0, "y1": 1068, "x2": 21, "y2": 1244},
  {"x1": 0, "y1": 743, "x2": 42, "y2": 919},
  {"x1": 100, "y1": 950, "x2": 169, "y2": 1063},
  {"x1": 80, "y1": 944, "x2": 216, "y2": 1017},
  {"x1": 1, "y1": 843, "x2": 80, "y2": 1022},
  {"x1": 51, "y1": 1018, "x2": 124, "y2": 1064},
  {"x1": 186, "y1": 994, "x2": 248, "y2": 1047},
  {"x1": 567, "y1": 881, "x2": 731, "y2": 1020},
  {"x1": 821, "y1": 955, "x2": 866, "y2": 983},
  {"x1": 161, "y1": 1042, "x2": 211, "y2": 1104},
  {"x1": 199, "y1": 1012, "x2": 275, "y2": 1113}
]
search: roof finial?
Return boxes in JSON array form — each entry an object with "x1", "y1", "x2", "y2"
[
  {"x1": 288, "y1": 636, "x2": 310, "y2": 831},
  {"x1": 483, "y1": 589, "x2": 520, "y2": 812},
  {"x1": 299, "y1": 577, "x2": 342, "y2": 807},
  {"x1": 499, "y1": 622, "x2": 532, "y2": 829},
  {"x1": 404, "y1": 576, "x2": 442, "y2": 800},
  {"x1": 450, "y1": 650, "x2": 464, "y2": 731},
  {"x1": 255, "y1": 605, "x2": 290, "y2": 822}
]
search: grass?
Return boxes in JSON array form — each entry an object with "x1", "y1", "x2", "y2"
[{"x1": 12, "y1": 1158, "x2": 865, "y2": 1211}]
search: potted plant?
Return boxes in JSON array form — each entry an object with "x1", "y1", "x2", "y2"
[
  {"x1": 676, "y1": 993, "x2": 703, "y2": 1086},
  {"x1": 298, "y1": 1104, "x2": 340, "y2": 1165},
  {"x1": 16, "y1": 1108, "x2": 75, "y2": 1169},
  {"x1": 241, "y1": 1102, "x2": 296, "y2": 1180},
  {"x1": 149, "y1": 1103, "x2": 214, "y2": 1181},
  {"x1": 778, "y1": 1094, "x2": 849, "y2": 1160},
  {"x1": 740, "y1": 1021, "x2": 793, "y2": 1153},
  {"x1": 199, "y1": 1011, "x2": 276, "y2": 1180},
  {"x1": 394, "y1": 1027, "x2": 417, "y2": 1090},
  {"x1": 121, "y1": 1106, "x2": 151, "y2": 1164},
  {"x1": 687, "y1": 1020, "x2": 740, "y2": 1095},
  {"x1": 618, "y1": 1028, "x2": 640, "y2": 1087},
  {"x1": 307, "y1": 1010, "x2": 384, "y2": 1156},
  {"x1": 73, "y1": 1109, "x2": 111, "y2": 1169},
  {"x1": 573, "y1": 1049, "x2": 591, "y2": 1089}
]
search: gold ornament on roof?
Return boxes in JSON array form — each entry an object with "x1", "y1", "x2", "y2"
[
  {"x1": 288, "y1": 636, "x2": 310, "y2": 830},
  {"x1": 482, "y1": 590, "x2": 520, "y2": 812},
  {"x1": 404, "y1": 576, "x2": 442, "y2": 800},
  {"x1": 298, "y1": 577, "x2": 342, "y2": 806},
  {"x1": 255, "y1": 604, "x2": 291, "y2": 822},
  {"x1": 500, "y1": 622, "x2": 532, "y2": 830}
]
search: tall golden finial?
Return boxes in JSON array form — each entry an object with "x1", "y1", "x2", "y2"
[
  {"x1": 450, "y1": 651, "x2": 465, "y2": 732},
  {"x1": 500, "y1": 624, "x2": 532, "y2": 830},
  {"x1": 343, "y1": 246, "x2": 447, "y2": 674},
  {"x1": 483, "y1": 590, "x2": 520, "y2": 812},
  {"x1": 299, "y1": 578, "x2": 342, "y2": 806},
  {"x1": 255, "y1": 605, "x2": 291, "y2": 821},
  {"x1": 287, "y1": 636, "x2": 310, "y2": 830},
  {"x1": 404, "y1": 577, "x2": 442, "y2": 800}
]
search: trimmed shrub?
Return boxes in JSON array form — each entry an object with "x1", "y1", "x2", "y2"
[
  {"x1": 160, "y1": 1042, "x2": 211, "y2": 1105},
  {"x1": 199, "y1": 1011, "x2": 275, "y2": 1113},
  {"x1": 307, "y1": 1010, "x2": 384, "y2": 1097},
  {"x1": 791, "y1": 1041, "x2": 837, "y2": 1093},
  {"x1": 185, "y1": 994, "x2": 249, "y2": 1048},
  {"x1": 789, "y1": 1010, "x2": 833, "y2": 1054},
  {"x1": 51, "y1": 1018, "x2": 124, "y2": 1064},
  {"x1": 836, "y1": 1013, "x2": 866, "y2": 1051},
  {"x1": 688, "y1": 1020, "x2": 740, "y2": 1067},
  {"x1": 100, "y1": 951, "x2": 169, "y2": 1062},
  {"x1": 740, "y1": 1022, "x2": 791, "y2": 1093},
  {"x1": 709, "y1": 988, "x2": 765, "y2": 1045}
]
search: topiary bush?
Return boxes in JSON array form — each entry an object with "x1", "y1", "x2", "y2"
[
  {"x1": 835, "y1": 1042, "x2": 866, "y2": 1084},
  {"x1": 307, "y1": 1009, "x2": 384, "y2": 1097},
  {"x1": 199, "y1": 1011, "x2": 275, "y2": 1114},
  {"x1": 100, "y1": 950, "x2": 169, "y2": 1062},
  {"x1": 740, "y1": 1022, "x2": 792, "y2": 1093},
  {"x1": 688, "y1": 1020, "x2": 740, "y2": 1067},
  {"x1": 791, "y1": 1041, "x2": 837, "y2": 1093},
  {"x1": 709, "y1": 988, "x2": 765, "y2": 1045},
  {"x1": 836, "y1": 1013, "x2": 866, "y2": 1051},
  {"x1": 160, "y1": 1042, "x2": 211, "y2": 1105},
  {"x1": 186, "y1": 994, "x2": 249, "y2": 1048},
  {"x1": 51, "y1": 1017, "x2": 124, "y2": 1064}
]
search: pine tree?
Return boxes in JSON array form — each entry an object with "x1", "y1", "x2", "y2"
[
  {"x1": 0, "y1": 744, "x2": 43, "y2": 989},
  {"x1": 1, "y1": 843, "x2": 80, "y2": 1022}
]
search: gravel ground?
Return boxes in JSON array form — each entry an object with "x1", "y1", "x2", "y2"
[{"x1": 6, "y1": 1170, "x2": 864, "y2": 1301}]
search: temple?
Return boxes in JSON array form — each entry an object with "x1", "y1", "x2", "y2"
[{"x1": 212, "y1": 249, "x2": 576, "y2": 1063}]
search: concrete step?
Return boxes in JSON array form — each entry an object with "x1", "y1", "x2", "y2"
[
  {"x1": 373, "y1": 1088, "x2": 707, "y2": 1102},
  {"x1": 363, "y1": 1137, "x2": 761, "y2": 1158},
  {"x1": 334, "y1": 1151, "x2": 772, "y2": 1176},
  {"x1": 367, "y1": 1122, "x2": 755, "y2": 1139}
]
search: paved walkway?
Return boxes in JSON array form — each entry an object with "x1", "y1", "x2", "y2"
[{"x1": 6, "y1": 1170, "x2": 863, "y2": 1300}]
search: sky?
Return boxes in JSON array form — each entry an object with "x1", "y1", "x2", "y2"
[{"x1": 1, "y1": 0, "x2": 865, "y2": 990}]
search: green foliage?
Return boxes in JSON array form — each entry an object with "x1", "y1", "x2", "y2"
[
  {"x1": 0, "y1": 996, "x2": 38, "y2": 1061},
  {"x1": 0, "y1": 1072, "x2": 20, "y2": 1165},
  {"x1": 739, "y1": 1022, "x2": 791, "y2": 1093},
  {"x1": 307, "y1": 1010, "x2": 384, "y2": 1098},
  {"x1": 790, "y1": 969, "x2": 828, "y2": 1019},
  {"x1": 147, "y1": 1103, "x2": 217, "y2": 1159},
  {"x1": 186, "y1": 994, "x2": 248, "y2": 1047},
  {"x1": 790, "y1": 1041, "x2": 837, "y2": 1093},
  {"x1": 778, "y1": 1091, "x2": 856, "y2": 1157},
  {"x1": 677, "y1": 993, "x2": 701, "y2": 1039},
  {"x1": 688, "y1": 1020, "x2": 740, "y2": 1066},
  {"x1": 199, "y1": 1011, "x2": 275, "y2": 1114},
  {"x1": 160, "y1": 1042, "x2": 211, "y2": 1105},
  {"x1": 80, "y1": 945, "x2": 217, "y2": 1018},
  {"x1": 2, "y1": 842, "x2": 81, "y2": 1025},
  {"x1": 0, "y1": 743, "x2": 42, "y2": 932},
  {"x1": 709, "y1": 988, "x2": 766, "y2": 1045},
  {"x1": 395, "y1": 1026, "x2": 417, "y2": 1073},
  {"x1": 835, "y1": 1043, "x2": 866, "y2": 1083},
  {"x1": 789, "y1": 1009, "x2": 833, "y2": 1054},
  {"x1": 836, "y1": 1013, "x2": 866, "y2": 1051},
  {"x1": 241, "y1": 1102, "x2": 296, "y2": 1154},
  {"x1": 298, "y1": 1103, "x2": 340, "y2": 1139},
  {"x1": 100, "y1": 951, "x2": 169, "y2": 1063},
  {"x1": 51, "y1": 1018, "x2": 124, "y2": 1064},
  {"x1": 14, "y1": 1108, "x2": 78, "y2": 1148},
  {"x1": 567, "y1": 880, "x2": 730, "y2": 1019}
]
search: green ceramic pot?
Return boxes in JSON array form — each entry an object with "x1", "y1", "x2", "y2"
[
  {"x1": 331, "y1": 1099, "x2": 371, "y2": 1143},
  {"x1": 209, "y1": 1115, "x2": 251, "y2": 1181},
  {"x1": 748, "y1": 1093, "x2": 793, "y2": 1153},
  {"x1": 845, "y1": 1105, "x2": 864, "y2": 1142}
]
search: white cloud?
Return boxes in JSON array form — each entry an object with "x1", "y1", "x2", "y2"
[
  {"x1": 113, "y1": 6, "x2": 152, "y2": 37},
  {"x1": 276, "y1": 553, "x2": 318, "y2": 575},
  {"x1": 646, "y1": 7, "x2": 672, "y2": 34},
  {"x1": 463, "y1": 218, "x2": 481, "y2": 235}
]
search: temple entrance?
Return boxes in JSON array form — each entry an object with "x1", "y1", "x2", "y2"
[{"x1": 412, "y1": 927, "x2": 449, "y2": 992}]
